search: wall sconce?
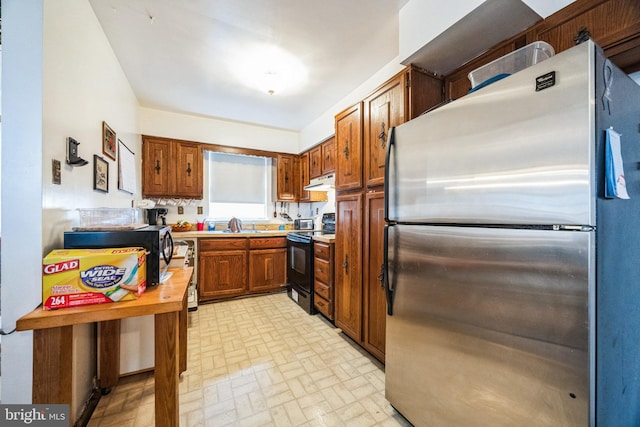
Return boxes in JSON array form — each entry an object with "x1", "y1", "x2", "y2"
[{"x1": 66, "y1": 137, "x2": 89, "y2": 166}]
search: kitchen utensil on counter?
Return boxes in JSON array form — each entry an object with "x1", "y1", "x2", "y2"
[{"x1": 228, "y1": 217, "x2": 242, "y2": 232}]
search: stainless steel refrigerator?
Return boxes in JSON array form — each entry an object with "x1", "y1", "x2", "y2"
[{"x1": 384, "y1": 40, "x2": 640, "y2": 426}]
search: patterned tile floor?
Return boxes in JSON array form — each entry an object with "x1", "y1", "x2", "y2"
[{"x1": 88, "y1": 293, "x2": 412, "y2": 426}]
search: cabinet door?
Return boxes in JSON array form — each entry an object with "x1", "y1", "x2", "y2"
[
  {"x1": 309, "y1": 146, "x2": 322, "y2": 179},
  {"x1": 142, "y1": 137, "x2": 173, "y2": 197},
  {"x1": 174, "y1": 142, "x2": 203, "y2": 198},
  {"x1": 249, "y1": 248, "x2": 287, "y2": 292},
  {"x1": 276, "y1": 154, "x2": 298, "y2": 201},
  {"x1": 363, "y1": 191, "x2": 386, "y2": 362},
  {"x1": 335, "y1": 103, "x2": 363, "y2": 192},
  {"x1": 321, "y1": 137, "x2": 336, "y2": 175},
  {"x1": 198, "y1": 250, "x2": 247, "y2": 300},
  {"x1": 407, "y1": 65, "x2": 444, "y2": 119},
  {"x1": 529, "y1": 0, "x2": 640, "y2": 69},
  {"x1": 298, "y1": 152, "x2": 311, "y2": 202},
  {"x1": 364, "y1": 73, "x2": 407, "y2": 188},
  {"x1": 335, "y1": 192, "x2": 363, "y2": 341}
]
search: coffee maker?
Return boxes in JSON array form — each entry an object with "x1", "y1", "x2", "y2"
[{"x1": 146, "y1": 208, "x2": 168, "y2": 225}]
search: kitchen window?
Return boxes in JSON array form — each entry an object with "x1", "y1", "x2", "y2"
[{"x1": 206, "y1": 151, "x2": 273, "y2": 220}]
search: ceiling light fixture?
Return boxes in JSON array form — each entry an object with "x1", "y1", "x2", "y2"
[{"x1": 229, "y1": 44, "x2": 308, "y2": 96}]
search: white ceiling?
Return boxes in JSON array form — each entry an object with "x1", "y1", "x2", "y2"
[{"x1": 89, "y1": 0, "x2": 409, "y2": 132}]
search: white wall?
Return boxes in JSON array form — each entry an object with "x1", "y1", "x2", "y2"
[
  {"x1": 2, "y1": 0, "x2": 141, "y2": 420},
  {"x1": 139, "y1": 107, "x2": 299, "y2": 154},
  {"x1": 299, "y1": 58, "x2": 406, "y2": 150},
  {"x1": 1, "y1": 0, "x2": 44, "y2": 405}
]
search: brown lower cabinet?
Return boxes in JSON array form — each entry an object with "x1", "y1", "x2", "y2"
[
  {"x1": 363, "y1": 190, "x2": 386, "y2": 362},
  {"x1": 334, "y1": 192, "x2": 363, "y2": 341},
  {"x1": 314, "y1": 241, "x2": 335, "y2": 320},
  {"x1": 199, "y1": 237, "x2": 286, "y2": 301}
]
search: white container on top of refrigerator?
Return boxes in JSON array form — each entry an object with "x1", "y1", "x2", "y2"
[{"x1": 384, "y1": 40, "x2": 640, "y2": 426}]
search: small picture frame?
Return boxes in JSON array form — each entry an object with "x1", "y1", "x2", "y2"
[
  {"x1": 94, "y1": 155, "x2": 109, "y2": 193},
  {"x1": 102, "y1": 121, "x2": 116, "y2": 160}
]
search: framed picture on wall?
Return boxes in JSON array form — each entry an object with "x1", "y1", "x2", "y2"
[
  {"x1": 102, "y1": 121, "x2": 116, "y2": 160},
  {"x1": 94, "y1": 155, "x2": 109, "y2": 193}
]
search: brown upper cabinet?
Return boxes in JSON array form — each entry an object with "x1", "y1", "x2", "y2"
[
  {"x1": 444, "y1": 0, "x2": 640, "y2": 100},
  {"x1": 309, "y1": 145, "x2": 322, "y2": 179},
  {"x1": 335, "y1": 102, "x2": 364, "y2": 192},
  {"x1": 321, "y1": 136, "x2": 336, "y2": 175},
  {"x1": 142, "y1": 135, "x2": 203, "y2": 199},
  {"x1": 298, "y1": 151, "x2": 327, "y2": 203},
  {"x1": 364, "y1": 67, "x2": 443, "y2": 188},
  {"x1": 527, "y1": 0, "x2": 640, "y2": 73},
  {"x1": 276, "y1": 154, "x2": 298, "y2": 201}
]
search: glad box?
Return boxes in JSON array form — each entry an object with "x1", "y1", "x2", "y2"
[{"x1": 42, "y1": 248, "x2": 146, "y2": 310}]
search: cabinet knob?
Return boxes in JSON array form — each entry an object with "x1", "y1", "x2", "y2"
[
  {"x1": 155, "y1": 160, "x2": 161, "y2": 174},
  {"x1": 342, "y1": 254, "x2": 349, "y2": 273},
  {"x1": 186, "y1": 162, "x2": 192, "y2": 177},
  {"x1": 343, "y1": 141, "x2": 350, "y2": 160},
  {"x1": 377, "y1": 263, "x2": 385, "y2": 287}
]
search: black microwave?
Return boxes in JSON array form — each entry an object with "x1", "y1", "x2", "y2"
[{"x1": 64, "y1": 225, "x2": 174, "y2": 286}]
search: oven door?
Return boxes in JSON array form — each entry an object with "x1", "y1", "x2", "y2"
[{"x1": 287, "y1": 235, "x2": 313, "y2": 293}]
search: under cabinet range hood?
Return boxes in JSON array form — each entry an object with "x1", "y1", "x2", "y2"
[{"x1": 304, "y1": 173, "x2": 335, "y2": 191}]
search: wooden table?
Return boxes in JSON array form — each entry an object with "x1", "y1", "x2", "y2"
[{"x1": 17, "y1": 267, "x2": 193, "y2": 427}]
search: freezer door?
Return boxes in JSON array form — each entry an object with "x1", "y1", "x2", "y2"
[
  {"x1": 387, "y1": 42, "x2": 595, "y2": 226},
  {"x1": 385, "y1": 225, "x2": 592, "y2": 426}
]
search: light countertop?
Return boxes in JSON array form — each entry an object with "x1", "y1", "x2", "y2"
[
  {"x1": 172, "y1": 229, "x2": 336, "y2": 243},
  {"x1": 172, "y1": 230, "x2": 290, "y2": 238},
  {"x1": 313, "y1": 234, "x2": 335, "y2": 243}
]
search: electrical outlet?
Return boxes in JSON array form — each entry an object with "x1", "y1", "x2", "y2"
[
  {"x1": 197, "y1": 206, "x2": 203, "y2": 215},
  {"x1": 178, "y1": 206, "x2": 184, "y2": 215},
  {"x1": 52, "y1": 159, "x2": 61, "y2": 184}
]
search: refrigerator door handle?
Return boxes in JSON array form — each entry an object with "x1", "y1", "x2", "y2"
[
  {"x1": 383, "y1": 224, "x2": 394, "y2": 316},
  {"x1": 384, "y1": 127, "x2": 395, "y2": 223}
]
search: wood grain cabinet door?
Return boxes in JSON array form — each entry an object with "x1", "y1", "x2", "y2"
[
  {"x1": 364, "y1": 74, "x2": 407, "y2": 188},
  {"x1": 335, "y1": 103, "x2": 363, "y2": 192},
  {"x1": 321, "y1": 137, "x2": 336, "y2": 175},
  {"x1": 309, "y1": 146, "x2": 322, "y2": 179},
  {"x1": 298, "y1": 152, "x2": 311, "y2": 202},
  {"x1": 174, "y1": 141, "x2": 203, "y2": 198},
  {"x1": 363, "y1": 191, "x2": 386, "y2": 362},
  {"x1": 198, "y1": 250, "x2": 247, "y2": 300},
  {"x1": 142, "y1": 137, "x2": 173, "y2": 197},
  {"x1": 249, "y1": 248, "x2": 287, "y2": 292},
  {"x1": 276, "y1": 154, "x2": 298, "y2": 201},
  {"x1": 334, "y1": 192, "x2": 363, "y2": 341}
]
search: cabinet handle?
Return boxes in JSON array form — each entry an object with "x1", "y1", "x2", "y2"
[
  {"x1": 343, "y1": 140, "x2": 350, "y2": 160},
  {"x1": 574, "y1": 27, "x2": 591, "y2": 45},
  {"x1": 155, "y1": 160, "x2": 161, "y2": 174},
  {"x1": 377, "y1": 263, "x2": 385, "y2": 287},
  {"x1": 186, "y1": 162, "x2": 192, "y2": 177},
  {"x1": 285, "y1": 171, "x2": 289, "y2": 183},
  {"x1": 342, "y1": 254, "x2": 349, "y2": 273},
  {"x1": 378, "y1": 122, "x2": 386, "y2": 149}
]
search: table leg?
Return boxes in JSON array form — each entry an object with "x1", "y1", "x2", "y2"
[
  {"x1": 180, "y1": 295, "x2": 188, "y2": 374},
  {"x1": 33, "y1": 326, "x2": 73, "y2": 424},
  {"x1": 154, "y1": 311, "x2": 179, "y2": 427},
  {"x1": 98, "y1": 319, "x2": 121, "y2": 391}
]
